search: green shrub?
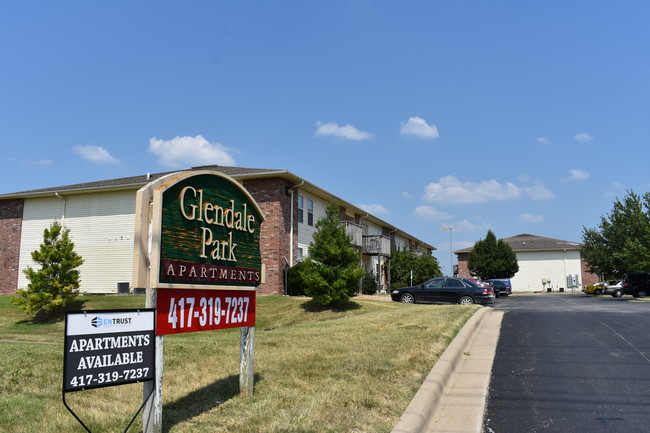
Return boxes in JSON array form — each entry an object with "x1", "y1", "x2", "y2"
[
  {"x1": 287, "y1": 261, "x2": 309, "y2": 296},
  {"x1": 12, "y1": 221, "x2": 84, "y2": 321},
  {"x1": 361, "y1": 271, "x2": 378, "y2": 295}
]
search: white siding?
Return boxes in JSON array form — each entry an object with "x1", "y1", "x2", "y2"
[
  {"x1": 511, "y1": 250, "x2": 583, "y2": 292},
  {"x1": 297, "y1": 191, "x2": 328, "y2": 251},
  {"x1": 361, "y1": 221, "x2": 382, "y2": 236},
  {"x1": 19, "y1": 191, "x2": 136, "y2": 293},
  {"x1": 393, "y1": 234, "x2": 409, "y2": 251}
]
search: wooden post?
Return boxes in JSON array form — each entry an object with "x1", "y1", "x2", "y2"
[
  {"x1": 239, "y1": 326, "x2": 255, "y2": 397},
  {"x1": 134, "y1": 183, "x2": 165, "y2": 433},
  {"x1": 143, "y1": 284, "x2": 164, "y2": 433}
]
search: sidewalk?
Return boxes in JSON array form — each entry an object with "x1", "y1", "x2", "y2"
[{"x1": 391, "y1": 307, "x2": 504, "y2": 433}]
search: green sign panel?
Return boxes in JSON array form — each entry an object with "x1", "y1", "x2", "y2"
[{"x1": 158, "y1": 173, "x2": 264, "y2": 287}]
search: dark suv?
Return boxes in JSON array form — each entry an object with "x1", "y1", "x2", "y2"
[
  {"x1": 487, "y1": 279, "x2": 512, "y2": 297},
  {"x1": 621, "y1": 272, "x2": 650, "y2": 298}
]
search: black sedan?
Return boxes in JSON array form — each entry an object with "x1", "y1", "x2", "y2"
[{"x1": 391, "y1": 277, "x2": 495, "y2": 305}]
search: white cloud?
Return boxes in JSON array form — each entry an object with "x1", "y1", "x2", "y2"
[
  {"x1": 536, "y1": 137, "x2": 550, "y2": 144},
  {"x1": 400, "y1": 117, "x2": 439, "y2": 139},
  {"x1": 73, "y1": 145, "x2": 119, "y2": 164},
  {"x1": 522, "y1": 182, "x2": 555, "y2": 200},
  {"x1": 315, "y1": 121, "x2": 373, "y2": 140},
  {"x1": 401, "y1": 191, "x2": 412, "y2": 199},
  {"x1": 452, "y1": 218, "x2": 491, "y2": 233},
  {"x1": 574, "y1": 133, "x2": 594, "y2": 143},
  {"x1": 519, "y1": 213, "x2": 544, "y2": 223},
  {"x1": 148, "y1": 135, "x2": 236, "y2": 168},
  {"x1": 423, "y1": 176, "x2": 554, "y2": 204},
  {"x1": 423, "y1": 176, "x2": 521, "y2": 204},
  {"x1": 358, "y1": 203, "x2": 388, "y2": 214},
  {"x1": 567, "y1": 168, "x2": 589, "y2": 181},
  {"x1": 413, "y1": 205, "x2": 453, "y2": 221}
]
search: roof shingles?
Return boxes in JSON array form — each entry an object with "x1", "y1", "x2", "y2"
[{"x1": 455, "y1": 233, "x2": 581, "y2": 253}]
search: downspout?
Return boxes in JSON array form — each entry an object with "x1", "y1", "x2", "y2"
[
  {"x1": 55, "y1": 192, "x2": 66, "y2": 226},
  {"x1": 288, "y1": 180, "x2": 304, "y2": 266},
  {"x1": 563, "y1": 248, "x2": 567, "y2": 292},
  {"x1": 387, "y1": 228, "x2": 397, "y2": 292}
]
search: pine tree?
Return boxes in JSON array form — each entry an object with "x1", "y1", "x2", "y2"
[
  {"x1": 12, "y1": 221, "x2": 84, "y2": 320},
  {"x1": 300, "y1": 203, "x2": 365, "y2": 306}
]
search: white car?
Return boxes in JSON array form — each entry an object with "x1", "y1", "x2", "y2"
[{"x1": 604, "y1": 281, "x2": 622, "y2": 297}]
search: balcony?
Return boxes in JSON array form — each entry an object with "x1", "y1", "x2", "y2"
[
  {"x1": 363, "y1": 234, "x2": 391, "y2": 256},
  {"x1": 341, "y1": 221, "x2": 363, "y2": 247}
]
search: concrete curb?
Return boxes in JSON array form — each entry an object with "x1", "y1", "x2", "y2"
[{"x1": 390, "y1": 307, "x2": 491, "y2": 433}]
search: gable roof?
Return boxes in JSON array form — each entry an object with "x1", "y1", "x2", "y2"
[
  {"x1": 0, "y1": 164, "x2": 435, "y2": 251},
  {"x1": 454, "y1": 233, "x2": 581, "y2": 254},
  {"x1": 0, "y1": 165, "x2": 290, "y2": 198}
]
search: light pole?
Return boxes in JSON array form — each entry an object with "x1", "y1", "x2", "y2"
[
  {"x1": 449, "y1": 226, "x2": 454, "y2": 276},
  {"x1": 444, "y1": 226, "x2": 454, "y2": 276}
]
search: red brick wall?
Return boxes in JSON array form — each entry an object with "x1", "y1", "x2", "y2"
[
  {"x1": 243, "y1": 178, "x2": 297, "y2": 296},
  {"x1": 0, "y1": 199, "x2": 24, "y2": 295},
  {"x1": 457, "y1": 252, "x2": 470, "y2": 278},
  {"x1": 581, "y1": 257, "x2": 599, "y2": 286}
]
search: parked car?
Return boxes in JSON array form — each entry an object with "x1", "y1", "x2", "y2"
[
  {"x1": 583, "y1": 282, "x2": 607, "y2": 296},
  {"x1": 391, "y1": 277, "x2": 495, "y2": 306},
  {"x1": 487, "y1": 279, "x2": 512, "y2": 297},
  {"x1": 604, "y1": 281, "x2": 622, "y2": 297},
  {"x1": 621, "y1": 272, "x2": 650, "y2": 298},
  {"x1": 465, "y1": 278, "x2": 490, "y2": 287}
]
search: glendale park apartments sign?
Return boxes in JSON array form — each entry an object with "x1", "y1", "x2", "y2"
[
  {"x1": 132, "y1": 170, "x2": 265, "y2": 433},
  {"x1": 140, "y1": 170, "x2": 265, "y2": 290}
]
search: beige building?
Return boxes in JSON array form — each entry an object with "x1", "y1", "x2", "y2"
[{"x1": 455, "y1": 233, "x2": 599, "y2": 292}]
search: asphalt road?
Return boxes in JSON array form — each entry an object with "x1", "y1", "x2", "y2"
[{"x1": 484, "y1": 293, "x2": 650, "y2": 433}]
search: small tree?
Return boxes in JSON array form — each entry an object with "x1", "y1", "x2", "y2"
[
  {"x1": 300, "y1": 203, "x2": 365, "y2": 306},
  {"x1": 12, "y1": 221, "x2": 84, "y2": 320},
  {"x1": 467, "y1": 230, "x2": 518, "y2": 280},
  {"x1": 389, "y1": 249, "x2": 442, "y2": 287},
  {"x1": 361, "y1": 271, "x2": 378, "y2": 295}
]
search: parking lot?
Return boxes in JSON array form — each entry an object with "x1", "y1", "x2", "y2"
[{"x1": 484, "y1": 293, "x2": 650, "y2": 433}]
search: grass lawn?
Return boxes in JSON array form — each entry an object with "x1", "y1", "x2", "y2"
[{"x1": 0, "y1": 294, "x2": 479, "y2": 433}]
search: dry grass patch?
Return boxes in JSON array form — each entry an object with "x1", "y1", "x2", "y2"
[{"x1": 0, "y1": 295, "x2": 478, "y2": 433}]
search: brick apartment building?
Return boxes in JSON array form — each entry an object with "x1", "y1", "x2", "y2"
[{"x1": 0, "y1": 165, "x2": 434, "y2": 296}]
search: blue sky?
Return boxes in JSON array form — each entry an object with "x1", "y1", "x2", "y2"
[{"x1": 1, "y1": 1, "x2": 648, "y2": 274}]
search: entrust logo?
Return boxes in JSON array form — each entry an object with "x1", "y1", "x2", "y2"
[{"x1": 91, "y1": 316, "x2": 133, "y2": 328}]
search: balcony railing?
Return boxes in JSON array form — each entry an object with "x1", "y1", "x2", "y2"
[
  {"x1": 341, "y1": 221, "x2": 363, "y2": 247},
  {"x1": 362, "y1": 234, "x2": 391, "y2": 256}
]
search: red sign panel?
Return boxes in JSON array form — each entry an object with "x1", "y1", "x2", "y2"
[{"x1": 156, "y1": 288, "x2": 256, "y2": 335}]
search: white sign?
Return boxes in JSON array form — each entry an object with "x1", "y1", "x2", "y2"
[{"x1": 63, "y1": 310, "x2": 155, "y2": 392}]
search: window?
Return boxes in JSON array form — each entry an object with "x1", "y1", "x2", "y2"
[
  {"x1": 298, "y1": 195, "x2": 304, "y2": 223},
  {"x1": 444, "y1": 279, "x2": 465, "y2": 288},
  {"x1": 423, "y1": 278, "x2": 444, "y2": 288},
  {"x1": 307, "y1": 199, "x2": 314, "y2": 226}
]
